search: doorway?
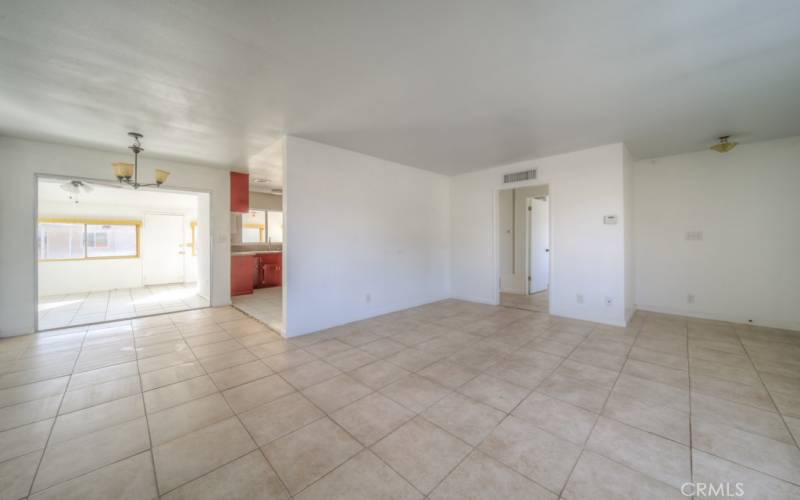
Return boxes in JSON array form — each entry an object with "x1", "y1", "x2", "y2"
[
  {"x1": 35, "y1": 176, "x2": 212, "y2": 330},
  {"x1": 498, "y1": 184, "x2": 550, "y2": 313},
  {"x1": 143, "y1": 214, "x2": 186, "y2": 285}
]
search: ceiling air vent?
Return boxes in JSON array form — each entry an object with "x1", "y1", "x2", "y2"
[{"x1": 503, "y1": 169, "x2": 537, "y2": 184}]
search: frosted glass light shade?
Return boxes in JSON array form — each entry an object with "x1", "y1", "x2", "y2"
[
  {"x1": 155, "y1": 169, "x2": 170, "y2": 185},
  {"x1": 113, "y1": 162, "x2": 134, "y2": 179}
]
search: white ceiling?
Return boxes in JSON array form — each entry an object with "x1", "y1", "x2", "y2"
[{"x1": 1, "y1": 1, "x2": 799, "y2": 176}]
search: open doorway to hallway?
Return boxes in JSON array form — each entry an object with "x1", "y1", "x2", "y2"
[
  {"x1": 498, "y1": 184, "x2": 550, "y2": 313},
  {"x1": 35, "y1": 176, "x2": 211, "y2": 330}
]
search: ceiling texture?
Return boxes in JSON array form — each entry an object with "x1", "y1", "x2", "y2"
[{"x1": 1, "y1": 0, "x2": 799, "y2": 177}]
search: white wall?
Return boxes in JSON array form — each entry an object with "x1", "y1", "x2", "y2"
[
  {"x1": 451, "y1": 143, "x2": 630, "y2": 326},
  {"x1": 38, "y1": 260, "x2": 143, "y2": 296},
  {"x1": 634, "y1": 136, "x2": 800, "y2": 331},
  {"x1": 498, "y1": 189, "x2": 514, "y2": 290},
  {"x1": 623, "y1": 145, "x2": 636, "y2": 322},
  {"x1": 283, "y1": 137, "x2": 451, "y2": 336},
  {"x1": 0, "y1": 136, "x2": 231, "y2": 337},
  {"x1": 249, "y1": 192, "x2": 283, "y2": 212}
]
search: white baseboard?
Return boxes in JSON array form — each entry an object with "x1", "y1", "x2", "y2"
[{"x1": 635, "y1": 303, "x2": 800, "y2": 332}]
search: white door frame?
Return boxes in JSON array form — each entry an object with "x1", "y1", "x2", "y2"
[
  {"x1": 32, "y1": 173, "x2": 214, "y2": 331},
  {"x1": 492, "y1": 183, "x2": 552, "y2": 311}
]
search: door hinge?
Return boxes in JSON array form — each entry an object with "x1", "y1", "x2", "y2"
[
  {"x1": 527, "y1": 206, "x2": 532, "y2": 211},
  {"x1": 528, "y1": 276, "x2": 531, "y2": 281}
]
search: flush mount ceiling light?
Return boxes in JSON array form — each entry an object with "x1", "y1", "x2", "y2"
[
  {"x1": 710, "y1": 135, "x2": 737, "y2": 153},
  {"x1": 112, "y1": 132, "x2": 170, "y2": 189}
]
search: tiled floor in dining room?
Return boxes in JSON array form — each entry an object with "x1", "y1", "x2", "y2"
[
  {"x1": 37, "y1": 284, "x2": 209, "y2": 330},
  {"x1": 1, "y1": 300, "x2": 799, "y2": 499}
]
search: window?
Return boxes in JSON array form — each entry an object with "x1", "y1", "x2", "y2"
[
  {"x1": 267, "y1": 211, "x2": 283, "y2": 244},
  {"x1": 37, "y1": 223, "x2": 85, "y2": 260},
  {"x1": 241, "y1": 210, "x2": 266, "y2": 243},
  {"x1": 37, "y1": 219, "x2": 140, "y2": 260},
  {"x1": 86, "y1": 224, "x2": 138, "y2": 257}
]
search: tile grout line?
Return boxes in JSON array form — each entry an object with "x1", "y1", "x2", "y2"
[
  {"x1": 209, "y1": 329, "x2": 298, "y2": 500},
  {"x1": 154, "y1": 312, "x2": 297, "y2": 498},
  {"x1": 131, "y1": 314, "x2": 179, "y2": 500},
  {"x1": 552, "y1": 318, "x2": 645, "y2": 499},
  {"x1": 7, "y1": 303, "x2": 799, "y2": 497},
  {"x1": 686, "y1": 321, "x2": 695, "y2": 499},
  {"x1": 24, "y1": 324, "x2": 89, "y2": 498},
  {"x1": 733, "y1": 327, "x2": 800, "y2": 450},
  {"x1": 374, "y1": 316, "x2": 600, "y2": 498},
  {"x1": 422, "y1": 315, "x2": 614, "y2": 497}
]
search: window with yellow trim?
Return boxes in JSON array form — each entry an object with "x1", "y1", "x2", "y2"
[{"x1": 37, "y1": 219, "x2": 140, "y2": 260}]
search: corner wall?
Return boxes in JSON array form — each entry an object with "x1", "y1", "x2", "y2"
[
  {"x1": 283, "y1": 137, "x2": 451, "y2": 336},
  {"x1": 634, "y1": 136, "x2": 800, "y2": 331},
  {"x1": 0, "y1": 136, "x2": 231, "y2": 337},
  {"x1": 451, "y1": 143, "x2": 630, "y2": 326},
  {"x1": 623, "y1": 144, "x2": 636, "y2": 322}
]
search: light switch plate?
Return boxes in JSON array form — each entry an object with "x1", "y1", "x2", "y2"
[
  {"x1": 686, "y1": 231, "x2": 703, "y2": 241},
  {"x1": 603, "y1": 215, "x2": 618, "y2": 225}
]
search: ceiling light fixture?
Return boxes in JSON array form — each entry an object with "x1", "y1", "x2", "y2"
[
  {"x1": 60, "y1": 179, "x2": 94, "y2": 204},
  {"x1": 710, "y1": 135, "x2": 737, "y2": 153},
  {"x1": 112, "y1": 132, "x2": 170, "y2": 189}
]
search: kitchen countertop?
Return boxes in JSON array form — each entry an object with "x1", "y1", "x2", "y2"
[{"x1": 231, "y1": 250, "x2": 282, "y2": 256}]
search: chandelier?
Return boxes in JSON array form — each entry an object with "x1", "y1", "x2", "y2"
[{"x1": 112, "y1": 132, "x2": 170, "y2": 189}]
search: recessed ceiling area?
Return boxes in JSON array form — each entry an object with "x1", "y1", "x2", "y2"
[{"x1": 1, "y1": 1, "x2": 799, "y2": 175}]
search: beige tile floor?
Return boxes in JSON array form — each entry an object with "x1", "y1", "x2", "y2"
[
  {"x1": 1, "y1": 301, "x2": 799, "y2": 499},
  {"x1": 501, "y1": 290, "x2": 549, "y2": 312},
  {"x1": 233, "y1": 287, "x2": 283, "y2": 334},
  {"x1": 38, "y1": 284, "x2": 209, "y2": 330}
]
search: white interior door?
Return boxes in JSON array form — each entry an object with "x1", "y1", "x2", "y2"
[
  {"x1": 529, "y1": 197, "x2": 550, "y2": 293},
  {"x1": 143, "y1": 214, "x2": 185, "y2": 285}
]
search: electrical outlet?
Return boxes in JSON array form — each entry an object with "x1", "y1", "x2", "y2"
[
  {"x1": 576, "y1": 294, "x2": 584, "y2": 304},
  {"x1": 605, "y1": 297, "x2": 613, "y2": 307},
  {"x1": 687, "y1": 294, "x2": 695, "y2": 304}
]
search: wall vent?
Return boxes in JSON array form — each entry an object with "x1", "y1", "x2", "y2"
[{"x1": 503, "y1": 169, "x2": 537, "y2": 184}]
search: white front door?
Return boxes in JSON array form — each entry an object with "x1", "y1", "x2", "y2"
[
  {"x1": 529, "y1": 197, "x2": 550, "y2": 293},
  {"x1": 143, "y1": 214, "x2": 185, "y2": 285}
]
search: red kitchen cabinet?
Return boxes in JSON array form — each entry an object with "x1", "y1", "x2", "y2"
[
  {"x1": 256, "y1": 253, "x2": 282, "y2": 288},
  {"x1": 231, "y1": 255, "x2": 255, "y2": 296},
  {"x1": 230, "y1": 171, "x2": 249, "y2": 213}
]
